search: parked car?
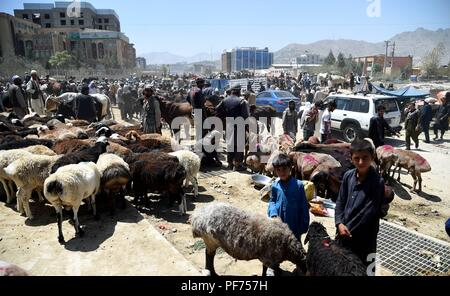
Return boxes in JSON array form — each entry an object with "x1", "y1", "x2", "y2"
[
  {"x1": 322, "y1": 94, "x2": 402, "y2": 142},
  {"x1": 255, "y1": 90, "x2": 300, "y2": 114}
]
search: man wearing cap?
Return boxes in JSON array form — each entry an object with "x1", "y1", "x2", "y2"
[
  {"x1": 26, "y1": 70, "x2": 46, "y2": 115},
  {"x1": 141, "y1": 85, "x2": 161, "y2": 134},
  {"x1": 73, "y1": 85, "x2": 98, "y2": 123},
  {"x1": 216, "y1": 85, "x2": 249, "y2": 171},
  {"x1": 8, "y1": 75, "x2": 29, "y2": 119}
]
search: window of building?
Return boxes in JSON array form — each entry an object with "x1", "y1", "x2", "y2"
[
  {"x1": 46, "y1": 23, "x2": 51, "y2": 28},
  {"x1": 104, "y1": 25, "x2": 108, "y2": 30},
  {"x1": 60, "y1": 20, "x2": 66, "y2": 26},
  {"x1": 44, "y1": 14, "x2": 50, "y2": 19},
  {"x1": 23, "y1": 14, "x2": 29, "y2": 19},
  {"x1": 60, "y1": 12, "x2": 65, "y2": 18},
  {"x1": 99, "y1": 25, "x2": 103, "y2": 30},
  {"x1": 98, "y1": 19, "x2": 102, "y2": 23},
  {"x1": 80, "y1": 12, "x2": 84, "y2": 17},
  {"x1": 104, "y1": 19, "x2": 109, "y2": 23},
  {"x1": 70, "y1": 20, "x2": 74, "y2": 25},
  {"x1": 98, "y1": 43, "x2": 104, "y2": 59},
  {"x1": 79, "y1": 20, "x2": 84, "y2": 25},
  {"x1": 92, "y1": 43, "x2": 97, "y2": 59}
]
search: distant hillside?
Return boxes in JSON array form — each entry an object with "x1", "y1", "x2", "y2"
[
  {"x1": 139, "y1": 51, "x2": 221, "y2": 65},
  {"x1": 274, "y1": 28, "x2": 450, "y2": 66}
]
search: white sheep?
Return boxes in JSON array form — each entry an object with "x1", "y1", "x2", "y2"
[
  {"x1": 169, "y1": 150, "x2": 201, "y2": 198},
  {"x1": 44, "y1": 162, "x2": 101, "y2": 243},
  {"x1": 4, "y1": 154, "x2": 61, "y2": 219},
  {"x1": 0, "y1": 149, "x2": 33, "y2": 204}
]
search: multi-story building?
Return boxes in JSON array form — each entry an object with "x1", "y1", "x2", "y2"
[
  {"x1": 67, "y1": 30, "x2": 136, "y2": 69},
  {"x1": 221, "y1": 51, "x2": 231, "y2": 73},
  {"x1": 290, "y1": 53, "x2": 324, "y2": 65},
  {"x1": 353, "y1": 55, "x2": 413, "y2": 76},
  {"x1": 0, "y1": 12, "x2": 40, "y2": 58},
  {"x1": 136, "y1": 57, "x2": 147, "y2": 69},
  {"x1": 222, "y1": 47, "x2": 273, "y2": 72},
  {"x1": 1, "y1": 2, "x2": 137, "y2": 69},
  {"x1": 14, "y1": 2, "x2": 120, "y2": 32}
]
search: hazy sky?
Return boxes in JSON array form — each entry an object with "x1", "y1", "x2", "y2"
[{"x1": 1, "y1": 0, "x2": 449, "y2": 56}]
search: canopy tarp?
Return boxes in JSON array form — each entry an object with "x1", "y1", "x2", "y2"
[{"x1": 372, "y1": 85, "x2": 429, "y2": 98}]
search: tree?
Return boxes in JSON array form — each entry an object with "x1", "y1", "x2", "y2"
[
  {"x1": 373, "y1": 63, "x2": 383, "y2": 74},
  {"x1": 48, "y1": 51, "x2": 73, "y2": 69},
  {"x1": 422, "y1": 42, "x2": 445, "y2": 77},
  {"x1": 324, "y1": 50, "x2": 336, "y2": 65},
  {"x1": 336, "y1": 52, "x2": 346, "y2": 71}
]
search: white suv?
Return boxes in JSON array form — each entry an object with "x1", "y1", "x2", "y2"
[{"x1": 323, "y1": 94, "x2": 402, "y2": 142}]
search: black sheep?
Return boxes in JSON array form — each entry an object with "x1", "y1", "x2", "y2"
[
  {"x1": 0, "y1": 138, "x2": 54, "y2": 150},
  {"x1": 129, "y1": 157, "x2": 186, "y2": 213},
  {"x1": 304, "y1": 222, "x2": 368, "y2": 276},
  {"x1": 50, "y1": 139, "x2": 109, "y2": 173}
]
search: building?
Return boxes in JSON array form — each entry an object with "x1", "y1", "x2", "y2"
[
  {"x1": 1, "y1": 1, "x2": 136, "y2": 70},
  {"x1": 290, "y1": 53, "x2": 324, "y2": 65},
  {"x1": 221, "y1": 51, "x2": 231, "y2": 73},
  {"x1": 353, "y1": 55, "x2": 413, "y2": 76},
  {"x1": 0, "y1": 12, "x2": 41, "y2": 58},
  {"x1": 222, "y1": 47, "x2": 273, "y2": 72},
  {"x1": 67, "y1": 30, "x2": 136, "y2": 69},
  {"x1": 14, "y1": 2, "x2": 120, "y2": 31},
  {"x1": 136, "y1": 57, "x2": 147, "y2": 69}
]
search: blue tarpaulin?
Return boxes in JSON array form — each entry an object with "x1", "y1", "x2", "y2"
[{"x1": 372, "y1": 85, "x2": 429, "y2": 98}]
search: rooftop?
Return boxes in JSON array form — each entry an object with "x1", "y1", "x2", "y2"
[{"x1": 21, "y1": 2, "x2": 119, "y2": 20}]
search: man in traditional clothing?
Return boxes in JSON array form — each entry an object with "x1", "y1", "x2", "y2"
[
  {"x1": 141, "y1": 85, "x2": 162, "y2": 134},
  {"x1": 26, "y1": 70, "x2": 46, "y2": 115},
  {"x1": 8, "y1": 75, "x2": 29, "y2": 119}
]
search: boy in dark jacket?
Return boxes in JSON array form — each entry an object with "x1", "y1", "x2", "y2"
[{"x1": 335, "y1": 139, "x2": 385, "y2": 275}]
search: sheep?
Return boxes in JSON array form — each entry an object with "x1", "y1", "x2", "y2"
[
  {"x1": 0, "y1": 146, "x2": 56, "y2": 203},
  {"x1": 37, "y1": 125, "x2": 88, "y2": 141},
  {"x1": 0, "y1": 261, "x2": 29, "y2": 276},
  {"x1": 0, "y1": 149, "x2": 33, "y2": 203},
  {"x1": 0, "y1": 138, "x2": 54, "y2": 150},
  {"x1": 4, "y1": 154, "x2": 61, "y2": 219},
  {"x1": 376, "y1": 145, "x2": 399, "y2": 180},
  {"x1": 169, "y1": 150, "x2": 201, "y2": 198},
  {"x1": 96, "y1": 153, "x2": 131, "y2": 215},
  {"x1": 44, "y1": 162, "x2": 101, "y2": 243},
  {"x1": 129, "y1": 158, "x2": 187, "y2": 215},
  {"x1": 52, "y1": 139, "x2": 93, "y2": 154},
  {"x1": 124, "y1": 131, "x2": 173, "y2": 152},
  {"x1": 23, "y1": 145, "x2": 57, "y2": 156},
  {"x1": 392, "y1": 149, "x2": 431, "y2": 192},
  {"x1": 191, "y1": 202, "x2": 307, "y2": 276},
  {"x1": 50, "y1": 137, "x2": 109, "y2": 174},
  {"x1": 304, "y1": 222, "x2": 367, "y2": 276}
]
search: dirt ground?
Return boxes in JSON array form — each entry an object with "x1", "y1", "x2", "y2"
[
  {"x1": 0, "y1": 106, "x2": 448, "y2": 276},
  {"x1": 124, "y1": 110, "x2": 450, "y2": 275}
]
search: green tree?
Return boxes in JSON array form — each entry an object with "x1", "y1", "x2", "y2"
[
  {"x1": 324, "y1": 50, "x2": 336, "y2": 66},
  {"x1": 373, "y1": 63, "x2": 383, "y2": 74},
  {"x1": 48, "y1": 51, "x2": 73, "y2": 69},
  {"x1": 336, "y1": 52, "x2": 346, "y2": 70},
  {"x1": 422, "y1": 42, "x2": 445, "y2": 77}
]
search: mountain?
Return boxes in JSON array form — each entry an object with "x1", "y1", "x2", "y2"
[
  {"x1": 274, "y1": 28, "x2": 450, "y2": 66},
  {"x1": 139, "y1": 51, "x2": 221, "y2": 65}
]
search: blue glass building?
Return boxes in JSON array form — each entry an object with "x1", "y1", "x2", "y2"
[{"x1": 229, "y1": 47, "x2": 273, "y2": 72}]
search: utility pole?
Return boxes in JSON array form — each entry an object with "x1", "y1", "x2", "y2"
[
  {"x1": 391, "y1": 42, "x2": 396, "y2": 75},
  {"x1": 383, "y1": 40, "x2": 390, "y2": 74}
]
